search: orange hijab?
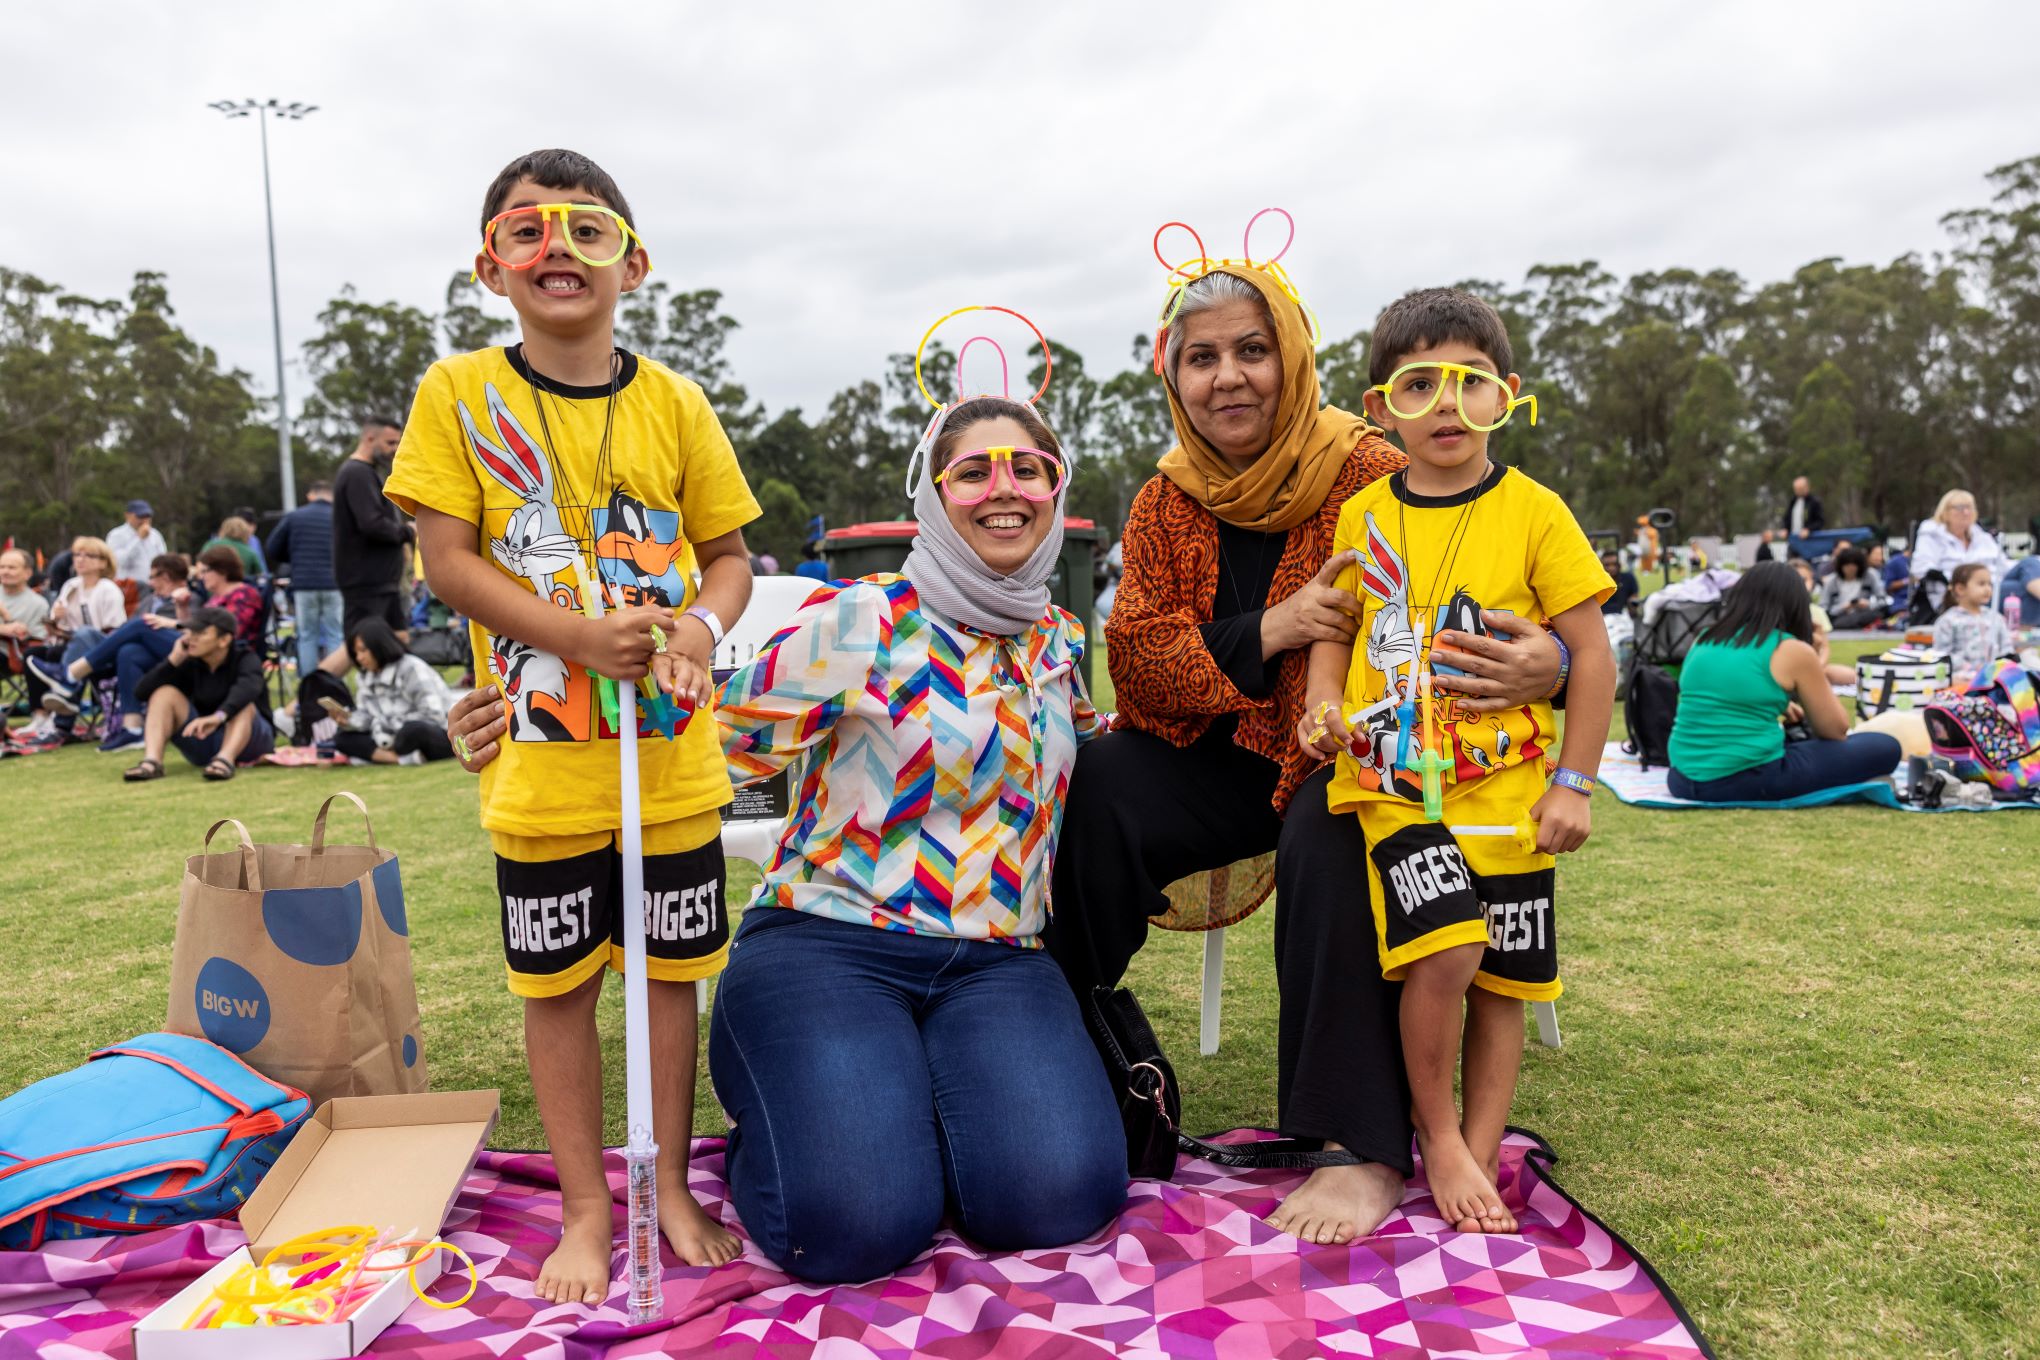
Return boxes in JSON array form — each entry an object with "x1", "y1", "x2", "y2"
[{"x1": 1156, "y1": 264, "x2": 1373, "y2": 533}]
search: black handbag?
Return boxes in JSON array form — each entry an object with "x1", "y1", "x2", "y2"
[{"x1": 1082, "y1": 985, "x2": 1364, "y2": 1179}]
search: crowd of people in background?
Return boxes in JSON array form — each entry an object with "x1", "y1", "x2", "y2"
[
  {"x1": 7, "y1": 445, "x2": 2037, "y2": 801},
  {"x1": 2, "y1": 416, "x2": 468, "y2": 780}
]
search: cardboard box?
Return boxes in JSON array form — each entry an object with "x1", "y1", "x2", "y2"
[{"x1": 133, "y1": 1090, "x2": 499, "y2": 1359}]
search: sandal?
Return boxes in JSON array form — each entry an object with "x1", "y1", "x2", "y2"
[
  {"x1": 124, "y1": 757, "x2": 165, "y2": 782},
  {"x1": 203, "y1": 757, "x2": 237, "y2": 782}
]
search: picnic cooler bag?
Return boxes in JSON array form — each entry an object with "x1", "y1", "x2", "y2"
[
  {"x1": 1923, "y1": 660, "x2": 2040, "y2": 795},
  {"x1": 0, "y1": 1032, "x2": 309, "y2": 1249},
  {"x1": 166, "y1": 792, "x2": 428, "y2": 1109},
  {"x1": 1856, "y1": 647, "x2": 1952, "y2": 719}
]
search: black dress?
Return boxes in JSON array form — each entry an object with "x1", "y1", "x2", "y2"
[{"x1": 1045, "y1": 521, "x2": 1412, "y2": 1174}]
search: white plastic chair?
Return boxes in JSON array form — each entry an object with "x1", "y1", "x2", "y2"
[{"x1": 701, "y1": 575, "x2": 828, "y2": 1010}]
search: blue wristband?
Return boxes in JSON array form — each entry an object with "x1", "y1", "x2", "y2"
[
  {"x1": 1542, "y1": 633, "x2": 1572, "y2": 702},
  {"x1": 1552, "y1": 767, "x2": 1596, "y2": 795}
]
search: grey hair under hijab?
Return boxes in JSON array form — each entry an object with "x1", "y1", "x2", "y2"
[{"x1": 900, "y1": 416, "x2": 1069, "y2": 636}]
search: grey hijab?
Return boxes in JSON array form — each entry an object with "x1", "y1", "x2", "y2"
[{"x1": 901, "y1": 427, "x2": 1069, "y2": 636}]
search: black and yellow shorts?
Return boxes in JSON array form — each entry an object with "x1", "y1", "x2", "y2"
[
  {"x1": 1356, "y1": 763, "x2": 1561, "y2": 1002},
  {"x1": 491, "y1": 810, "x2": 729, "y2": 997}
]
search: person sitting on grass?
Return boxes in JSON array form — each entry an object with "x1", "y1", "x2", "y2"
[
  {"x1": 16, "y1": 536, "x2": 125, "y2": 751},
  {"x1": 1790, "y1": 557, "x2": 1856, "y2": 687},
  {"x1": 1820, "y1": 547, "x2": 1891, "y2": 630},
  {"x1": 122, "y1": 606, "x2": 275, "y2": 782},
  {"x1": 191, "y1": 546, "x2": 264, "y2": 647},
  {"x1": 1666, "y1": 561, "x2": 1901, "y2": 803},
  {"x1": 199, "y1": 515, "x2": 265, "y2": 579},
  {"x1": 1932, "y1": 564, "x2": 2016, "y2": 684},
  {"x1": 325, "y1": 618, "x2": 453, "y2": 765},
  {"x1": 30, "y1": 554, "x2": 192, "y2": 754}
]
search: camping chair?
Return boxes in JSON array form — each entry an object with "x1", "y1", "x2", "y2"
[
  {"x1": 1167, "y1": 861, "x2": 1563, "y2": 1055},
  {"x1": 1633, "y1": 598, "x2": 1722, "y2": 676},
  {"x1": 706, "y1": 575, "x2": 829, "y2": 1013}
]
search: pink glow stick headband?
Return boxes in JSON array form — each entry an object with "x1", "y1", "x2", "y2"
[
  {"x1": 904, "y1": 304, "x2": 1060, "y2": 499},
  {"x1": 1150, "y1": 207, "x2": 1322, "y2": 376}
]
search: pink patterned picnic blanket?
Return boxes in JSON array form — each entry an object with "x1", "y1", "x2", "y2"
[{"x1": 0, "y1": 1130, "x2": 1711, "y2": 1359}]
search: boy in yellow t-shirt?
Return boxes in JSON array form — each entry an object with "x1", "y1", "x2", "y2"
[
  {"x1": 1297, "y1": 288, "x2": 1614, "y2": 1238},
  {"x1": 385, "y1": 149, "x2": 758, "y2": 1299}
]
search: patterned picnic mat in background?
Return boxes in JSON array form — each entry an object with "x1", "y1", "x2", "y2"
[{"x1": 1, "y1": 1130, "x2": 1712, "y2": 1359}]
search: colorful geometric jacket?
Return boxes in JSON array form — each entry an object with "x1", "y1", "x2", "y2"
[{"x1": 717, "y1": 574, "x2": 1099, "y2": 945}]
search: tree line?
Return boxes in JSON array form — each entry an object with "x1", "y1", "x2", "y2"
[{"x1": 7, "y1": 155, "x2": 2040, "y2": 562}]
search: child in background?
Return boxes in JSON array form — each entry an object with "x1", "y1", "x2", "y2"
[
  {"x1": 1792, "y1": 557, "x2": 1855, "y2": 687},
  {"x1": 385, "y1": 149, "x2": 758, "y2": 1302},
  {"x1": 1933, "y1": 563, "x2": 2015, "y2": 681},
  {"x1": 1299, "y1": 288, "x2": 1615, "y2": 1235}
]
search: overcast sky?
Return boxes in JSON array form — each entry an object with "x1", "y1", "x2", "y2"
[{"x1": 12, "y1": 1, "x2": 2040, "y2": 427}]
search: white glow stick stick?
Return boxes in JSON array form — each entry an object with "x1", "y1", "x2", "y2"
[
  {"x1": 576, "y1": 560, "x2": 660, "y2": 1324},
  {"x1": 618, "y1": 679, "x2": 660, "y2": 1325}
]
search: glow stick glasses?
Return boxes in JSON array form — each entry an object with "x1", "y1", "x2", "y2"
[
  {"x1": 1370, "y1": 362, "x2": 1538, "y2": 432},
  {"x1": 934, "y1": 446, "x2": 1066, "y2": 505},
  {"x1": 478, "y1": 203, "x2": 649, "y2": 272},
  {"x1": 902, "y1": 304, "x2": 1060, "y2": 501},
  {"x1": 1150, "y1": 208, "x2": 1322, "y2": 375}
]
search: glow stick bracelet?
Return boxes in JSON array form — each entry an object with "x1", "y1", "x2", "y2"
[{"x1": 1448, "y1": 814, "x2": 1539, "y2": 854}]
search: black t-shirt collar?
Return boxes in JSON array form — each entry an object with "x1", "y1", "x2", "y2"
[
  {"x1": 505, "y1": 343, "x2": 638, "y2": 399},
  {"x1": 1390, "y1": 460, "x2": 1508, "y2": 508}
]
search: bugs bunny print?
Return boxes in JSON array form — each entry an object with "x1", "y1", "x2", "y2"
[
  {"x1": 460, "y1": 383, "x2": 581, "y2": 604},
  {"x1": 1352, "y1": 510, "x2": 1422, "y2": 793}
]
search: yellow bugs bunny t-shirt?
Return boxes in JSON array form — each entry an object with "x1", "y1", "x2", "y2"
[
  {"x1": 385, "y1": 345, "x2": 760, "y2": 836},
  {"x1": 1324, "y1": 464, "x2": 1610, "y2": 814}
]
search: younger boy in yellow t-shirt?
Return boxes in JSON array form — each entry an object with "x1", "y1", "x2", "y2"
[
  {"x1": 385, "y1": 149, "x2": 758, "y2": 1301},
  {"x1": 1298, "y1": 288, "x2": 1614, "y2": 1237}
]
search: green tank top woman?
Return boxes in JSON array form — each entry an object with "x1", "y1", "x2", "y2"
[{"x1": 1666, "y1": 631, "x2": 1790, "y2": 781}]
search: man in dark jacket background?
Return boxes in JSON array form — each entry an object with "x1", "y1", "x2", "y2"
[
  {"x1": 1783, "y1": 476, "x2": 1826, "y2": 549},
  {"x1": 333, "y1": 417, "x2": 412, "y2": 642}
]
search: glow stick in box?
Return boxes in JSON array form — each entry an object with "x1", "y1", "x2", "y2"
[{"x1": 574, "y1": 558, "x2": 662, "y2": 1326}]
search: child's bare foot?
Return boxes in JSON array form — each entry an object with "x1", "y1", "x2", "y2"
[
  {"x1": 536, "y1": 1199, "x2": 615, "y2": 1305},
  {"x1": 1264, "y1": 1147, "x2": 1406, "y2": 1245},
  {"x1": 661, "y1": 1182, "x2": 742, "y2": 1268},
  {"x1": 1417, "y1": 1128, "x2": 1515, "y2": 1234}
]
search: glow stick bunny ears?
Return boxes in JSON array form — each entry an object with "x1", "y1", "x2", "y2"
[
  {"x1": 903, "y1": 304, "x2": 1058, "y2": 499},
  {"x1": 1149, "y1": 207, "x2": 1323, "y2": 375}
]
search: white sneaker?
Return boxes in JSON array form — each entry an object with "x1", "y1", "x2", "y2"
[{"x1": 399, "y1": 751, "x2": 425, "y2": 766}]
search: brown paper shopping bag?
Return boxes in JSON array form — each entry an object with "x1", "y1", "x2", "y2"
[{"x1": 166, "y1": 792, "x2": 428, "y2": 1108}]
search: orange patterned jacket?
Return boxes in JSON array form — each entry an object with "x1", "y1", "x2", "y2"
[{"x1": 1104, "y1": 433, "x2": 1408, "y2": 815}]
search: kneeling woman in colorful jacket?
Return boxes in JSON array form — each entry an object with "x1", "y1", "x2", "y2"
[{"x1": 448, "y1": 394, "x2": 1127, "y2": 1283}]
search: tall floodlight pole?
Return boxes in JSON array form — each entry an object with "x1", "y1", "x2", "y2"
[{"x1": 210, "y1": 98, "x2": 317, "y2": 511}]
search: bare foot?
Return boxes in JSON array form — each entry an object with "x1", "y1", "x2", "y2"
[
  {"x1": 1416, "y1": 1128, "x2": 1515, "y2": 1234},
  {"x1": 536, "y1": 1199, "x2": 615, "y2": 1306},
  {"x1": 661, "y1": 1182, "x2": 742, "y2": 1268},
  {"x1": 1264, "y1": 1148, "x2": 1406, "y2": 1246}
]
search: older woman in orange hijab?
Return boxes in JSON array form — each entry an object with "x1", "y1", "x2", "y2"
[{"x1": 1046, "y1": 257, "x2": 1562, "y2": 1245}]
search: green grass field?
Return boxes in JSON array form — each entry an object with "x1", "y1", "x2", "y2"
[{"x1": 5, "y1": 639, "x2": 2036, "y2": 1357}]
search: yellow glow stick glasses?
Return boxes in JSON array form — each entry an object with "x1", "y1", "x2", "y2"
[{"x1": 1370, "y1": 361, "x2": 1538, "y2": 432}]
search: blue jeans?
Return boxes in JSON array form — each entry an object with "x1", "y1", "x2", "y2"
[
  {"x1": 79, "y1": 618, "x2": 178, "y2": 718},
  {"x1": 171, "y1": 711, "x2": 275, "y2": 768},
  {"x1": 708, "y1": 910, "x2": 1127, "y2": 1283},
  {"x1": 1669, "y1": 733, "x2": 1903, "y2": 802},
  {"x1": 293, "y1": 590, "x2": 344, "y2": 677}
]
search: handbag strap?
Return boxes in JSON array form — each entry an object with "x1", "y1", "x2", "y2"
[
  {"x1": 1174, "y1": 1131, "x2": 1365, "y2": 1172},
  {"x1": 310, "y1": 791, "x2": 377, "y2": 854},
  {"x1": 200, "y1": 819, "x2": 261, "y2": 891}
]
